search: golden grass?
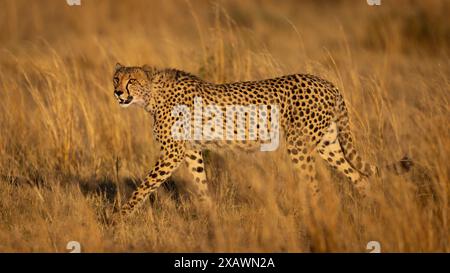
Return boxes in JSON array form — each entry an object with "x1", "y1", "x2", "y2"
[{"x1": 0, "y1": 0, "x2": 449, "y2": 252}]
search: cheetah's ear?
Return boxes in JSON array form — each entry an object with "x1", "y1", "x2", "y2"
[
  {"x1": 142, "y1": 65, "x2": 157, "y2": 78},
  {"x1": 115, "y1": 62, "x2": 124, "y2": 71},
  {"x1": 142, "y1": 64, "x2": 156, "y2": 73}
]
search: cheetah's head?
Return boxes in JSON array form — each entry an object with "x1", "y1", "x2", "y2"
[{"x1": 112, "y1": 63, "x2": 154, "y2": 108}]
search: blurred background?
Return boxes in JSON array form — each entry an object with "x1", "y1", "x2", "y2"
[{"x1": 0, "y1": 0, "x2": 448, "y2": 252}]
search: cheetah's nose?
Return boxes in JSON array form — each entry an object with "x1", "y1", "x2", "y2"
[{"x1": 114, "y1": 90, "x2": 124, "y2": 97}]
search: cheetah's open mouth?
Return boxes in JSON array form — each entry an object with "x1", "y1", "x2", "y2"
[{"x1": 118, "y1": 96, "x2": 133, "y2": 107}]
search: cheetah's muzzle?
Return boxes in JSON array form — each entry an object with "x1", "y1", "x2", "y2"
[{"x1": 118, "y1": 95, "x2": 133, "y2": 107}]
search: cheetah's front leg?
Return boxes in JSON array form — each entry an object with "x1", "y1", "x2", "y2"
[
  {"x1": 118, "y1": 141, "x2": 186, "y2": 217},
  {"x1": 184, "y1": 150, "x2": 212, "y2": 206}
]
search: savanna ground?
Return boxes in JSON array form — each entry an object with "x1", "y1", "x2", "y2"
[{"x1": 0, "y1": 0, "x2": 449, "y2": 252}]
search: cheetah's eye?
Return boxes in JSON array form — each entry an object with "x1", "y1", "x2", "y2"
[
  {"x1": 127, "y1": 79, "x2": 139, "y2": 87},
  {"x1": 113, "y1": 77, "x2": 119, "y2": 85}
]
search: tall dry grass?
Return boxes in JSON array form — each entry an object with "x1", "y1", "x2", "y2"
[{"x1": 0, "y1": 0, "x2": 448, "y2": 252}]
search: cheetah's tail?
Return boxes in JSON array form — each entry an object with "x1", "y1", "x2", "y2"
[
  {"x1": 385, "y1": 155, "x2": 414, "y2": 175},
  {"x1": 334, "y1": 96, "x2": 413, "y2": 177}
]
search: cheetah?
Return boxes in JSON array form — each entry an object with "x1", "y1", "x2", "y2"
[{"x1": 112, "y1": 63, "x2": 412, "y2": 218}]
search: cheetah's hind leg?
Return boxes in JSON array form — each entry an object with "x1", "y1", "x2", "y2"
[{"x1": 286, "y1": 129, "x2": 320, "y2": 207}]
